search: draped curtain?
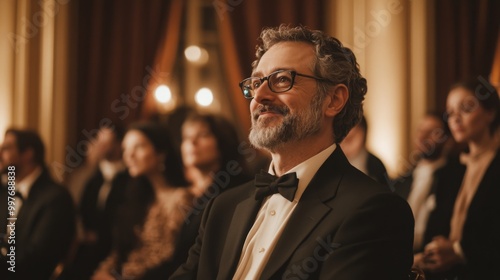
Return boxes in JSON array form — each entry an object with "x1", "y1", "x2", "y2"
[
  {"x1": 76, "y1": 0, "x2": 183, "y2": 139},
  {"x1": 217, "y1": 0, "x2": 326, "y2": 135},
  {"x1": 434, "y1": 0, "x2": 500, "y2": 110}
]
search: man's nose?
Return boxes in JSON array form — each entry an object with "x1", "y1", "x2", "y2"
[{"x1": 253, "y1": 82, "x2": 276, "y2": 104}]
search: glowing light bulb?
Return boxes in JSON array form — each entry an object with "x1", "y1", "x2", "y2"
[
  {"x1": 195, "y1": 87, "x2": 213, "y2": 107},
  {"x1": 184, "y1": 45, "x2": 209, "y2": 64},
  {"x1": 154, "y1": 85, "x2": 172, "y2": 104},
  {"x1": 185, "y1": 46, "x2": 202, "y2": 62}
]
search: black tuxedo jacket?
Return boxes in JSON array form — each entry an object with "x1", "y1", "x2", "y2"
[
  {"x1": 456, "y1": 150, "x2": 500, "y2": 280},
  {"x1": 80, "y1": 169, "x2": 129, "y2": 237},
  {"x1": 0, "y1": 169, "x2": 76, "y2": 280},
  {"x1": 425, "y1": 150, "x2": 500, "y2": 280},
  {"x1": 64, "y1": 169, "x2": 130, "y2": 280},
  {"x1": 392, "y1": 156, "x2": 465, "y2": 253},
  {"x1": 171, "y1": 148, "x2": 414, "y2": 280},
  {"x1": 366, "y1": 151, "x2": 388, "y2": 185}
]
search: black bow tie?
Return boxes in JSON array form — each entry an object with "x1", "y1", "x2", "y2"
[{"x1": 254, "y1": 170, "x2": 299, "y2": 202}]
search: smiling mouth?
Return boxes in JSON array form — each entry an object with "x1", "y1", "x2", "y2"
[{"x1": 259, "y1": 111, "x2": 280, "y2": 117}]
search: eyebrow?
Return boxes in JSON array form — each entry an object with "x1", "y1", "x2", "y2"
[{"x1": 251, "y1": 68, "x2": 296, "y2": 77}]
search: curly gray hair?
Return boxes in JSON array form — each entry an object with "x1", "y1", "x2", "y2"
[{"x1": 252, "y1": 25, "x2": 367, "y2": 143}]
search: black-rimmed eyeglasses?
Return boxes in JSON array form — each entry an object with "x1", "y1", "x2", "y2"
[{"x1": 239, "y1": 70, "x2": 327, "y2": 99}]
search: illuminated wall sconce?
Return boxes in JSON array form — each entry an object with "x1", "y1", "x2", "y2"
[
  {"x1": 155, "y1": 85, "x2": 172, "y2": 103},
  {"x1": 184, "y1": 45, "x2": 209, "y2": 65},
  {"x1": 154, "y1": 84, "x2": 176, "y2": 112},
  {"x1": 195, "y1": 87, "x2": 213, "y2": 107}
]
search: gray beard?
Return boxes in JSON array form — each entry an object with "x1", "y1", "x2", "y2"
[{"x1": 249, "y1": 94, "x2": 324, "y2": 152}]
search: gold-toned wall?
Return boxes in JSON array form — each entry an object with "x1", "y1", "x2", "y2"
[
  {"x1": 326, "y1": 0, "x2": 435, "y2": 177},
  {"x1": 0, "y1": 0, "x2": 77, "y2": 182},
  {"x1": 0, "y1": 0, "x2": 16, "y2": 140}
]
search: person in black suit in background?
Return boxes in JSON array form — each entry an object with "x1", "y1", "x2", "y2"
[
  {"x1": 340, "y1": 115, "x2": 388, "y2": 184},
  {"x1": 0, "y1": 128, "x2": 76, "y2": 280},
  {"x1": 416, "y1": 81, "x2": 500, "y2": 280},
  {"x1": 171, "y1": 25, "x2": 414, "y2": 280},
  {"x1": 392, "y1": 113, "x2": 465, "y2": 255},
  {"x1": 63, "y1": 126, "x2": 131, "y2": 280}
]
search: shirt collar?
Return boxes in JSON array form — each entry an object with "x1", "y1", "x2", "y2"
[
  {"x1": 17, "y1": 166, "x2": 43, "y2": 200},
  {"x1": 268, "y1": 143, "x2": 337, "y2": 202},
  {"x1": 99, "y1": 160, "x2": 126, "y2": 181},
  {"x1": 414, "y1": 157, "x2": 446, "y2": 174}
]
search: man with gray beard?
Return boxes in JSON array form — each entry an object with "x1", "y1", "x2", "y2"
[{"x1": 171, "y1": 25, "x2": 414, "y2": 280}]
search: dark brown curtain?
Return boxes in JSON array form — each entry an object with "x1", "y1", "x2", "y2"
[
  {"x1": 76, "y1": 0, "x2": 183, "y2": 141},
  {"x1": 434, "y1": 0, "x2": 500, "y2": 110},
  {"x1": 217, "y1": 0, "x2": 326, "y2": 135},
  {"x1": 141, "y1": 0, "x2": 185, "y2": 119}
]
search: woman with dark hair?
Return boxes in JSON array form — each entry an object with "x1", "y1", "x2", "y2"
[
  {"x1": 416, "y1": 80, "x2": 500, "y2": 279},
  {"x1": 181, "y1": 113, "x2": 251, "y2": 196},
  {"x1": 172, "y1": 113, "x2": 252, "y2": 266},
  {"x1": 92, "y1": 121, "x2": 192, "y2": 280}
]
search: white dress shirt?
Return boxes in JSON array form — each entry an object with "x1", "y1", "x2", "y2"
[
  {"x1": 96, "y1": 160, "x2": 126, "y2": 209},
  {"x1": 15, "y1": 167, "x2": 43, "y2": 207},
  {"x1": 6, "y1": 167, "x2": 42, "y2": 236},
  {"x1": 407, "y1": 158, "x2": 445, "y2": 250},
  {"x1": 233, "y1": 144, "x2": 336, "y2": 280}
]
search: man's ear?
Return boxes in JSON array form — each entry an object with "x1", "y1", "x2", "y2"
[{"x1": 324, "y1": 84, "x2": 349, "y2": 117}]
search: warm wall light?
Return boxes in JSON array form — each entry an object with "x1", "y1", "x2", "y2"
[
  {"x1": 154, "y1": 85, "x2": 172, "y2": 104},
  {"x1": 184, "y1": 45, "x2": 209, "y2": 65},
  {"x1": 185, "y1": 46, "x2": 201, "y2": 61},
  {"x1": 195, "y1": 87, "x2": 213, "y2": 107}
]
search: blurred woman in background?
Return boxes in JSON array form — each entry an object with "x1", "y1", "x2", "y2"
[
  {"x1": 181, "y1": 113, "x2": 251, "y2": 196},
  {"x1": 416, "y1": 80, "x2": 500, "y2": 279},
  {"x1": 92, "y1": 121, "x2": 191, "y2": 280},
  {"x1": 173, "y1": 113, "x2": 252, "y2": 265}
]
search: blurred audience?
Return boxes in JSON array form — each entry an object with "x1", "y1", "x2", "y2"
[
  {"x1": 0, "y1": 128, "x2": 75, "y2": 280},
  {"x1": 181, "y1": 113, "x2": 251, "y2": 196},
  {"x1": 164, "y1": 105, "x2": 197, "y2": 152},
  {"x1": 175, "y1": 113, "x2": 252, "y2": 268},
  {"x1": 92, "y1": 122, "x2": 192, "y2": 280},
  {"x1": 340, "y1": 115, "x2": 388, "y2": 184},
  {"x1": 393, "y1": 113, "x2": 465, "y2": 255},
  {"x1": 64, "y1": 139, "x2": 101, "y2": 209},
  {"x1": 415, "y1": 81, "x2": 500, "y2": 279},
  {"x1": 64, "y1": 126, "x2": 131, "y2": 280}
]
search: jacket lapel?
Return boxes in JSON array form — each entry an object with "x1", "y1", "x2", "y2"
[
  {"x1": 259, "y1": 148, "x2": 348, "y2": 279},
  {"x1": 15, "y1": 172, "x2": 46, "y2": 240},
  {"x1": 217, "y1": 189, "x2": 263, "y2": 279},
  {"x1": 0, "y1": 187, "x2": 8, "y2": 232}
]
